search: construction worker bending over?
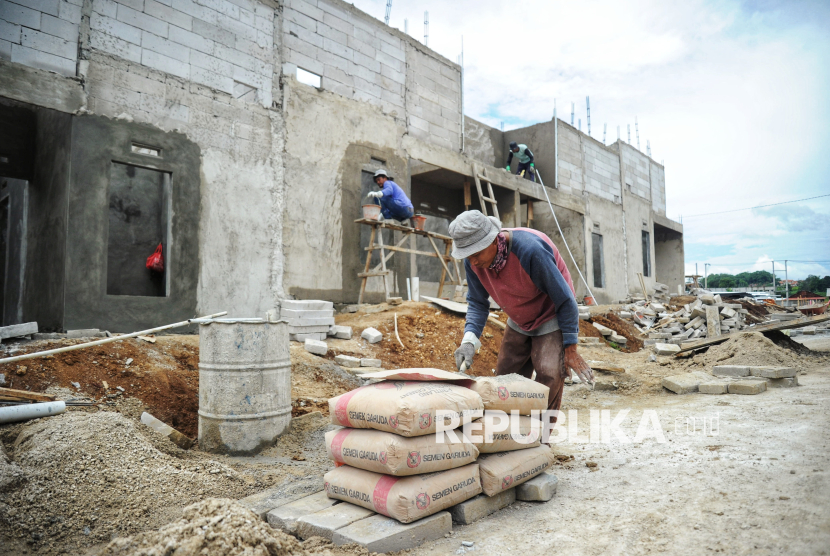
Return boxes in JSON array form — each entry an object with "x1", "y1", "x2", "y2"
[
  {"x1": 367, "y1": 169, "x2": 414, "y2": 224},
  {"x1": 506, "y1": 141, "x2": 536, "y2": 182},
  {"x1": 449, "y1": 210, "x2": 593, "y2": 414}
]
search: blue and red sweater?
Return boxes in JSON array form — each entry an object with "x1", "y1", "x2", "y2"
[{"x1": 465, "y1": 228, "x2": 579, "y2": 347}]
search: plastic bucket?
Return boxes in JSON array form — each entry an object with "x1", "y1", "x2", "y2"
[
  {"x1": 411, "y1": 214, "x2": 427, "y2": 230},
  {"x1": 584, "y1": 296, "x2": 596, "y2": 306},
  {"x1": 362, "y1": 204, "x2": 381, "y2": 220},
  {"x1": 198, "y1": 320, "x2": 291, "y2": 455}
]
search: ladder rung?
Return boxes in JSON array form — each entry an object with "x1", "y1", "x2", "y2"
[
  {"x1": 481, "y1": 197, "x2": 496, "y2": 203},
  {"x1": 358, "y1": 271, "x2": 390, "y2": 278}
]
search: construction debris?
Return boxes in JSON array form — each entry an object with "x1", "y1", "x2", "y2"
[
  {"x1": 140, "y1": 412, "x2": 194, "y2": 450},
  {"x1": 283, "y1": 299, "x2": 336, "y2": 342},
  {"x1": 361, "y1": 327, "x2": 383, "y2": 344},
  {"x1": 304, "y1": 339, "x2": 328, "y2": 356},
  {"x1": 0, "y1": 387, "x2": 56, "y2": 402},
  {"x1": 0, "y1": 321, "x2": 38, "y2": 340}
]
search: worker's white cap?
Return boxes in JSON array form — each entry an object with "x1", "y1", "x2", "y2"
[
  {"x1": 448, "y1": 210, "x2": 502, "y2": 259},
  {"x1": 374, "y1": 168, "x2": 392, "y2": 179}
]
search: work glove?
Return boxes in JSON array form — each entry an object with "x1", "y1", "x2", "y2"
[
  {"x1": 505, "y1": 165, "x2": 511, "y2": 172},
  {"x1": 367, "y1": 191, "x2": 383, "y2": 199},
  {"x1": 529, "y1": 163, "x2": 535, "y2": 173},
  {"x1": 454, "y1": 331, "x2": 481, "y2": 371}
]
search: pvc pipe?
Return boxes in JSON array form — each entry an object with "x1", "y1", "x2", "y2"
[
  {"x1": 0, "y1": 312, "x2": 227, "y2": 365},
  {"x1": 0, "y1": 401, "x2": 66, "y2": 424}
]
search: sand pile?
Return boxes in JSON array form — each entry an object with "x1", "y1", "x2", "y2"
[
  {"x1": 703, "y1": 332, "x2": 806, "y2": 368},
  {"x1": 1, "y1": 411, "x2": 251, "y2": 555},
  {"x1": 89, "y1": 498, "x2": 370, "y2": 556}
]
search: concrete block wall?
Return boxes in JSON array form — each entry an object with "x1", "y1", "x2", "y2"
[
  {"x1": 650, "y1": 161, "x2": 666, "y2": 215},
  {"x1": 621, "y1": 145, "x2": 650, "y2": 201},
  {"x1": 0, "y1": 0, "x2": 82, "y2": 76},
  {"x1": 280, "y1": 0, "x2": 461, "y2": 151},
  {"x1": 582, "y1": 136, "x2": 621, "y2": 203},
  {"x1": 463, "y1": 115, "x2": 502, "y2": 167},
  {"x1": 555, "y1": 124, "x2": 584, "y2": 195},
  {"x1": 88, "y1": 0, "x2": 276, "y2": 107}
]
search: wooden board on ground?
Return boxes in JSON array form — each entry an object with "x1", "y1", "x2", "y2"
[
  {"x1": 585, "y1": 361, "x2": 625, "y2": 374},
  {"x1": 0, "y1": 387, "x2": 56, "y2": 402},
  {"x1": 676, "y1": 314, "x2": 830, "y2": 353},
  {"x1": 422, "y1": 296, "x2": 468, "y2": 314}
]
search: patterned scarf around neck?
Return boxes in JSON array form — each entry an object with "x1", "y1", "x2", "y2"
[{"x1": 489, "y1": 232, "x2": 509, "y2": 273}]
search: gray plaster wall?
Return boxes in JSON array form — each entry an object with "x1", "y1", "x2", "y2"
[
  {"x1": 463, "y1": 116, "x2": 502, "y2": 168},
  {"x1": 655, "y1": 224, "x2": 684, "y2": 292}
]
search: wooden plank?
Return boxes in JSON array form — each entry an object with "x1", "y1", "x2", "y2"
[
  {"x1": 354, "y1": 219, "x2": 453, "y2": 241},
  {"x1": 370, "y1": 234, "x2": 409, "y2": 273},
  {"x1": 473, "y1": 171, "x2": 488, "y2": 216},
  {"x1": 367, "y1": 245, "x2": 447, "y2": 259},
  {"x1": 358, "y1": 271, "x2": 391, "y2": 278},
  {"x1": 464, "y1": 182, "x2": 471, "y2": 208},
  {"x1": 487, "y1": 317, "x2": 506, "y2": 330},
  {"x1": 377, "y1": 226, "x2": 390, "y2": 300},
  {"x1": 0, "y1": 387, "x2": 55, "y2": 402},
  {"x1": 585, "y1": 361, "x2": 625, "y2": 374},
  {"x1": 358, "y1": 225, "x2": 377, "y2": 304},
  {"x1": 676, "y1": 314, "x2": 830, "y2": 353}
]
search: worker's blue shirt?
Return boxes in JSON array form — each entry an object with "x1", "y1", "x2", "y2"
[{"x1": 376, "y1": 180, "x2": 414, "y2": 220}]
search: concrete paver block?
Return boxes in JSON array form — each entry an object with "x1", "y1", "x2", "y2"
[
  {"x1": 361, "y1": 327, "x2": 382, "y2": 343},
  {"x1": 764, "y1": 376, "x2": 799, "y2": 388},
  {"x1": 609, "y1": 333, "x2": 627, "y2": 344},
  {"x1": 281, "y1": 309, "x2": 334, "y2": 319},
  {"x1": 290, "y1": 332, "x2": 327, "y2": 342},
  {"x1": 712, "y1": 365, "x2": 750, "y2": 377},
  {"x1": 296, "y1": 502, "x2": 375, "y2": 540},
  {"x1": 332, "y1": 511, "x2": 452, "y2": 552},
  {"x1": 329, "y1": 325, "x2": 352, "y2": 339},
  {"x1": 662, "y1": 372, "x2": 712, "y2": 394},
  {"x1": 449, "y1": 489, "x2": 515, "y2": 525},
  {"x1": 0, "y1": 322, "x2": 38, "y2": 339},
  {"x1": 282, "y1": 299, "x2": 334, "y2": 311},
  {"x1": 802, "y1": 326, "x2": 816, "y2": 335},
  {"x1": 699, "y1": 382, "x2": 728, "y2": 395},
  {"x1": 516, "y1": 471, "x2": 559, "y2": 501},
  {"x1": 728, "y1": 380, "x2": 767, "y2": 395},
  {"x1": 33, "y1": 332, "x2": 65, "y2": 340},
  {"x1": 304, "y1": 339, "x2": 328, "y2": 356},
  {"x1": 653, "y1": 343, "x2": 681, "y2": 356},
  {"x1": 286, "y1": 317, "x2": 336, "y2": 326},
  {"x1": 289, "y1": 325, "x2": 332, "y2": 333},
  {"x1": 239, "y1": 487, "x2": 322, "y2": 519},
  {"x1": 361, "y1": 358, "x2": 382, "y2": 367},
  {"x1": 66, "y1": 328, "x2": 100, "y2": 339},
  {"x1": 334, "y1": 355, "x2": 361, "y2": 368},
  {"x1": 267, "y1": 491, "x2": 339, "y2": 533},
  {"x1": 748, "y1": 366, "x2": 796, "y2": 379}
]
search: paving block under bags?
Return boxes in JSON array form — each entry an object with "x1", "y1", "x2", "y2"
[
  {"x1": 469, "y1": 411, "x2": 543, "y2": 454},
  {"x1": 328, "y1": 381, "x2": 484, "y2": 437},
  {"x1": 466, "y1": 373, "x2": 549, "y2": 414},
  {"x1": 478, "y1": 445, "x2": 556, "y2": 496},
  {"x1": 324, "y1": 463, "x2": 481, "y2": 523},
  {"x1": 325, "y1": 428, "x2": 479, "y2": 476}
]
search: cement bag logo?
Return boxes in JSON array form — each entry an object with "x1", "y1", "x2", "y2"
[
  {"x1": 501, "y1": 475, "x2": 513, "y2": 490},
  {"x1": 379, "y1": 451, "x2": 388, "y2": 465},
  {"x1": 389, "y1": 415, "x2": 399, "y2": 429},
  {"x1": 407, "y1": 451, "x2": 422, "y2": 468},
  {"x1": 419, "y1": 412, "x2": 432, "y2": 429},
  {"x1": 497, "y1": 386, "x2": 510, "y2": 401},
  {"x1": 416, "y1": 492, "x2": 430, "y2": 510}
]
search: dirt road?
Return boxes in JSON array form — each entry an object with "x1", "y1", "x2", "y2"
[{"x1": 412, "y1": 368, "x2": 830, "y2": 555}]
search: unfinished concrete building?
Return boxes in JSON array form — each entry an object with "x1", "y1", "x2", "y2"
[{"x1": 0, "y1": 0, "x2": 683, "y2": 331}]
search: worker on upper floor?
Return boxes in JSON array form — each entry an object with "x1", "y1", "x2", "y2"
[
  {"x1": 506, "y1": 141, "x2": 536, "y2": 182},
  {"x1": 366, "y1": 169, "x2": 415, "y2": 224},
  {"x1": 449, "y1": 210, "x2": 593, "y2": 415}
]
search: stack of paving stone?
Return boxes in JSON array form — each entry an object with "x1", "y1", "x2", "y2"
[
  {"x1": 619, "y1": 291, "x2": 751, "y2": 352},
  {"x1": 281, "y1": 299, "x2": 336, "y2": 342},
  {"x1": 662, "y1": 365, "x2": 798, "y2": 395}
]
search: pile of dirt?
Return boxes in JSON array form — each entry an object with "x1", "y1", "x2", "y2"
[
  {"x1": 590, "y1": 313, "x2": 644, "y2": 353},
  {"x1": 578, "y1": 320, "x2": 603, "y2": 338},
  {"x1": 89, "y1": 498, "x2": 370, "y2": 556},
  {"x1": 0, "y1": 411, "x2": 256, "y2": 555},
  {"x1": 0, "y1": 337, "x2": 200, "y2": 437},
  {"x1": 702, "y1": 331, "x2": 819, "y2": 368}
]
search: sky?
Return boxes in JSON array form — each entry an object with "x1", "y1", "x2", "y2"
[{"x1": 351, "y1": 0, "x2": 830, "y2": 281}]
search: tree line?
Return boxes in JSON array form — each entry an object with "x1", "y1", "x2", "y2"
[{"x1": 703, "y1": 271, "x2": 830, "y2": 296}]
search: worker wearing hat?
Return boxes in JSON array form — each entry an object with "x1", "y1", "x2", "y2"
[
  {"x1": 367, "y1": 169, "x2": 415, "y2": 223},
  {"x1": 506, "y1": 141, "x2": 535, "y2": 182},
  {"x1": 448, "y1": 210, "x2": 593, "y2": 414}
]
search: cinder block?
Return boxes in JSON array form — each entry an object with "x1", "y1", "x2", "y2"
[
  {"x1": 33, "y1": 332, "x2": 65, "y2": 340},
  {"x1": 802, "y1": 326, "x2": 816, "y2": 335},
  {"x1": 698, "y1": 382, "x2": 728, "y2": 395},
  {"x1": 142, "y1": 49, "x2": 189, "y2": 79},
  {"x1": 332, "y1": 511, "x2": 452, "y2": 553},
  {"x1": 449, "y1": 489, "x2": 515, "y2": 525},
  {"x1": 662, "y1": 372, "x2": 712, "y2": 395},
  {"x1": 2, "y1": 2, "x2": 42, "y2": 29},
  {"x1": 516, "y1": 471, "x2": 559, "y2": 502},
  {"x1": 334, "y1": 355, "x2": 361, "y2": 368},
  {"x1": 296, "y1": 502, "x2": 375, "y2": 541},
  {"x1": 0, "y1": 322, "x2": 38, "y2": 340},
  {"x1": 728, "y1": 380, "x2": 767, "y2": 395},
  {"x1": 284, "y1": 317, "x2": 336, "y2": 327},
  {"x1": 281, "y1": 309, "x2": 334, "y2": 319},
  {"x1": 765, "y1": 376, "x2": 799, "y2": 388},
  {"x1": 266, "y1": 491, "x2": 339, "y2": 533},
  {"x1": 360, "y1": 358, "x2": 381, "y2": 367},
  {"x1": 116, "y1": 5, "x2": 168, "y2": 37},
  {"x1": 304, "y1": 339, "x2": 328, "y2": 356},
  {"x1": 289, "y1": 332, "x2": 326, "y2": 342},
  {"x1": 361, "y1": 327, "x2": 382, "y2": 344},
  {"x1": 282, "y1": 299, "x2": 335, "y2": 311},
  {"x1": 40, "y1": 13, "x2": 78, "y2": 42},
  {"x1": 653, "y1": 343, "x2": 680, "y2": 356},
  {"x1": 289, "y1": 325, "x2": 332, "y2": 334},
  {"x1": 239, "y1": 486, "x2": 322, "y2": 519},
  {"x1": 712, "y1": 365, "x2": 750, "y2": 377},
  {"x1": 66, "y1": 328, "x2": 100, "y2": 339},
  {"x1": 143, "y1": 0, "x2": 192, "y2": 31},
  {"x1": 648, "y1": 333, "x2": 672, "y2": 340},
  {"x1": 328, "y1": 325, "x2": 352, "y2": 340},
  {"x1": 748, "y1": 366, "x2": 796, "y2": 379},
  {"x1": 91, "y1": 12, "x2": 142, "y2": 45}
]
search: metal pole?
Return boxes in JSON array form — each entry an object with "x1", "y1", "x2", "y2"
[
  {"x1": 0, "y1": 312, "x2": 228, "y2": 365},
  {"x1": 771, "y1": 261, "x2": 775, "y2": 297},
  {"x1": 635, "y1": 116, "x2": 640, "y2": 150},
  {"x1": 785, "y1": 260, "x2": 789, "y2": 299},
  {"x1": 460, "y1": 35, "x2": 464, "y2": 154},
  {"x1": 424, "y1": 11, "x2": 428, "y2": 46},
  {"x1": 553, "y1": 99, "x2": 559, "y2": 189},
  {"x1": 617, "y1": 125, "x2": 620, "y2": 141},
  {"x1": 571, "y1": 102, "x2": 574, "y2": 126},
  {"x1": 586, "y1": 96, "x2": 591, "y2": 136},
  {"x1": 603, "y1": 123, "x2": 607, "y2": 145},
  {"x1": 705, "y1": 263, "x2": 709, "y2": 289},
  {"x1": 695, "y1": 263, "x2": 698, "y2": 288},
  {"x1": 627, "y1": 124, "x2": 631, "y2": 143},
  {"x1": 404, "y1": 18, "x2": 408, "y2": 34},
  {"x1": 384, "y1": 0, "x2": 392, "y2": 25}
]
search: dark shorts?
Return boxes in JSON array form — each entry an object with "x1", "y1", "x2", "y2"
[{"x1": 495, "y1": 326, "x2": 565, "y2": 413}]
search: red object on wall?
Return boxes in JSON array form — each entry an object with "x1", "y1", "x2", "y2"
[{"x1": 146, "y1": 244, "x2": 164, "y2": 272}]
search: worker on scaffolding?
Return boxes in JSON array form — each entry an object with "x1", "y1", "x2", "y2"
[
  {"x1": 449, "y1": 210, "x2": 593, "y2": 416},
  {"x1": 367, "y1": 169, "x2": 414, "y2": 224},
  {"x1": 506, "y1": 141, "x2": 536, "y2": 182}
]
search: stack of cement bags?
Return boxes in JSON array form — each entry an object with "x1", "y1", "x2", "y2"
[
  {"x1": 466, "y1": 374, "x2": 556, "y2": 496},
  {"x1": 324, "y1": 369, "x2": 484, "y2": 523}
]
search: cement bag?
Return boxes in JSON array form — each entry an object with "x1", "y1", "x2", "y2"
[
  {"x1": 324, "y1": 463, "x2": 481, "y2": 523},
  {"x1": 360, "y1": 368, "x2": 471, "y2": 381},
  {"x1": 469, "y1": 412, "x2": 542, "y2": 454},
  {"x1": 478, "y1": 445, "x2": 556, "y2": 496},
  {"x1": 325, "y1": 428, "x2": 478, "y2": 476},
  {"x1": 329, "y1": 381, "x2": 484, "y2": 437},
  {"x1": 467, "y1": 373, "x2": 549, "y2": 414}
]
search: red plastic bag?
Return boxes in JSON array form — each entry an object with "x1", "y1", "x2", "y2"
[{"x1": 146, "y1": 244, "x2": 164, "y2": 272}]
